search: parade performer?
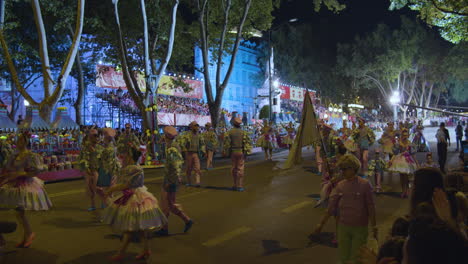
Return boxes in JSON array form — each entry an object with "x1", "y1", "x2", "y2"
[
  {"x1": 117, "y1": 123, "x2": 141, "y2": 164},
  {"x1": 318, "y1": 123, "x2": 338, "y2": 182},
  {"x1": 368, "y1": 149, "x2": 387, "y2": 193},
  {"x1": 224, "y1": 117, "x2": 253, "y2": 192},
  {"x1": 257, "y1": 121, "x2": 277, "y2": 161},
  {"x1": 388, "y1": 128, "x2": 418, "y2": 198},
  {"x1": 314, "y1": 154, "x2": 377, "y2": 264},
  {"x1": 339, "y1": 119, "x2": 358, "y2": 154},
  {"x1": 103, "y1": 151, "x2": 167, "y2": 261},
  {"x1": 282, "y1": 122, "x2": 296, "y2": 150},
  {"x1": 412, "y1": 120, "x2": 429, "y2": 152},
  {"x1": 157, "y1": 126, "x2": 193, "y2": 236},
  {"x1": 420, "y1": 152, "x2": 438, "y2": 168},
  {"x1": 352, "y1": 118, "x2": 376, "y2": 176},
  {"x1": 79, "y1": 129, "x2": 103, "y2": 211},
  {"x1": 0, "y1": 136, "x2": 13, "y2": 169},
  {"x1": 203, "y1": 122, "x2": 218, "y2": 170},
  {"x1": 97, "y1": 128, "x2": 121, "y2": 208},
  {"x1": 0, "y1": 132, "x2": 51, "y2": 248},
  {"x1": 179, "y1": 121, "x2": 205, "y2": 187},
  {"x1": 378, "y1": 122, "x2": 397, "y2": 159}
]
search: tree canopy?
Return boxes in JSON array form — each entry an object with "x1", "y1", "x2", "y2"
[{"x1": 389, "y1": 0, "x2": 468, "y2": 43}]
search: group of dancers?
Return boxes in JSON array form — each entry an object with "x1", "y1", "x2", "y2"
[{"x1": 0, "y1": 119, "x2": 253, "y2": 260}]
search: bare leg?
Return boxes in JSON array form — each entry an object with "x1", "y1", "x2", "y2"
[
  {"x1": 118, "y1": 232, "x2": 131, "y2": 255},
  {"x1": 263, "y1": 148, "x2": 268, "y2": 160},
  {"x1": 400, "y1": 174, "x2": 409, "y2": 197},
  {"x1": 268, "y1": 149, "x2": 273, "y2": 160},
  {"x1": 15, "y1": 208, "x2": 32, "y2": 242}
]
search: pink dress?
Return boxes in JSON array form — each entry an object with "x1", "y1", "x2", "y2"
[{"x1": 0, "y1": 152, "x2": 51, "y2": 210}]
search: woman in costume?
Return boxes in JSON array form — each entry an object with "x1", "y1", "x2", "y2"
[
  {"x1": 388, "y1": 128, "x2": 418, "y2": 198},
  {"x1": 351, "y1": 118, "x2": 376, "y2": 176},
  {"x1": 411, "y1": 120, "x2": 429, "y2": 152},
  {"x1": 338, "y1": 119, "x2": 358, "y2": 154},
  {"x1": 97, "y1": 128, "x2": 121, "y2": 208},
  {"x1": 282, "y1": 122, "x2": 296, "y2": 150},
  {"x1": 103, "y1": 149, "x2": 167, "y2": 261},
  {"x1": 257, "y1": 121, "x2": 277, "y2": 161},
  {"x1": 378, "y1": 122, "x2": 397, "y2": 159},
  {"x1": 0, "y1": 132, "x2": 51, "y2": 248}
]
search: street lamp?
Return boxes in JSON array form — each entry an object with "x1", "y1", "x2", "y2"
[
  {"x1": 116, "y1": 87, "x2": 123, "y2": 128},
  {"x1": 268, "y1": 18, "x2": 298, "y2": 122},
  {"x1": 389, "y1": 91, "x2": 400, "y2": 122}
]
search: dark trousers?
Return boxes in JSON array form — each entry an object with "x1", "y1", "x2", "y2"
[
  {"x1": 437, "y1": 142, "x2": 448, "y2": 172},
  {"x1": 456, "y1": 136, "x2": 462, "y2": 150}
]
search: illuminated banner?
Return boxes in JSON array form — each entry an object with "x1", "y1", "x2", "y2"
[
  {"x1": 159, "y1": 76, "x2": 203, "y2": 99},
  {"x1": 96, "y1": 65, "x2": 203, "y2": 99},
  {"x1": 290, "y1": 87, "x2": 304, "y2": 101},
  {"x1": 96, "y1": 65, "x2": 146, "y2": 91},
  {"x1": 279, "y1": 85, "x2": 290, "y2": 99}
]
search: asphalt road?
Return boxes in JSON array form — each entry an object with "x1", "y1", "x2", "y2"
[{"x1": 0, "y1": 127, "x2": 461, "y2": 264}]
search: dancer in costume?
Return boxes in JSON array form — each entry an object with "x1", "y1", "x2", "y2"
[
  {"x1": 318, "y1": 123, "x2": 338, "y2": 182},
  {"x1": 224, "y1": 117, "x2": 253, "y2": 192},
  {"x1": 0, "y1": 132, "x2": 51, "y2": 248},
  {"x1": 97, "y1": 128, "x2": 121, "y2": 208},
  {"x1": 203, "y1": 122, "x2": 218, "y2": 170},
  {"x1": 282, "y1": 122, "x2": 296, "y2": 150},
  {"x1": 157, "y1": 126, "x2": 193, "y2": 236},
  {"x1": 179, "y1": 121, "x2": 205, "y2": 187},
  {"x1": 0, "y1": 136, "x2": 13, "y2": 169},
  {"x1": 352, "y1": 118, "x2": 376, "y2": 176},
  {"x1": 117, "y1": 123, "x2": 141, "y2": 164},
  {"x1": 378, "y1": 122, "x2": 397, "y2": 159},
  {"x1": 388, "y1": 128, "x2": 418, "y2": 198},
  {"x1": 339, "y1": 119, "x2": 358, "y2": 154},
  {"x1": 79, "y1": 129, "x2": 103, "y2": 211},
  {"x1": 257, "y1": 120, "x2": 276, "y2": 160},
  {"x1": 412, "y1": 120, "x2": 429, "y2": 152},
  {"x1": 103, "y1": 150, "x2": 167, "y2": 261},
  {"x1": 368, "y1": 149, "x2": 387, "y2": 193}
]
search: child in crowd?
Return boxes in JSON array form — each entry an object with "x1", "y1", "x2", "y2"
[
  {"x1": 368, "y1": 149, "x2": 387, "y2": 193},
  {"x1": 420, "y1": 153, "x2": 438, "y2": 168},
  {"x1": 314, "y1": 154, "x2": 377, "y2": 264}
]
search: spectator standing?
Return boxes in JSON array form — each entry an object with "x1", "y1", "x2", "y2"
[
  {"x1": 455, "y1": 121, "x2": 463, "y2": 151},
  {"x1": 435, "y1": 122, "x2": 450, "y2": 172}
]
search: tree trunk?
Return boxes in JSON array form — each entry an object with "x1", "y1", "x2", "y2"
[{"x1": 73, "y1": 50, "x2": 84, "y2": 125}]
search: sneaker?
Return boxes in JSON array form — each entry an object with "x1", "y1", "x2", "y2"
[
  {"x1": 87, "y1": 207, "x2": 96, "y2": 212},
  {"x1": 184, "y1": 220, "x2": 193, "y2": 233},
  {"x1": 237, "y1": 187, "x2": 245, "y2": 192}
]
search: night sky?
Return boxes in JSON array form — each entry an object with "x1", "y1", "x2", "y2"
[{"x1": 274, "y1": 0, "x2": 420, "y2": 49}]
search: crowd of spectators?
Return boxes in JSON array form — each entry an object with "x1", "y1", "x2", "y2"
[{"x1": 96, "y1": 89, "x2": 211, "y2": 116}]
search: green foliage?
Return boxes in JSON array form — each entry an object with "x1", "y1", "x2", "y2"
[
  {"x1": 389, "y1": 0, "x2": 468, "y2": 43},
  {"x1": 259, "y1": 105, "x2": 270, "y2": 119}
]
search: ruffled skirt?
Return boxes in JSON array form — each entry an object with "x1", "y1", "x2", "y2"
[
  {"x1": 102, "y1": 187, "x2": 168, "y2": 232},
  {"x1": 344, "y1": 138, "x2": 358, "y2": 152},
  {"x1": 0, "y1": 177, "x2": 52, "y2": 210},
  {"x1": 388, "y1": 153, "x2": 418, "y2": 174},
  {"x1": 282, "y1": 135, "x2": 294, "y2": 145}
]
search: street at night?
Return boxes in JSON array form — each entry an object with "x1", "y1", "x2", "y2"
[{"x1": 0, "y1": 128, "x2": 464, "y2": 264}]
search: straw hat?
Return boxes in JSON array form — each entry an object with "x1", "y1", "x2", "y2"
[
  {"x1": 233, "y1": 117, "x2": 242, "y2": 126},
  {"x1": 337, "y1": 154, "x2": 361, "y2": 172},
  {"x1": 189, "y1": 121, "x2": 199, "y2": 128},
  {"x1": 164, "y1": 126, "x2": 178, "y2": 139},
  {"x1": 103, "y1": 128, "x2": 116, "y2": 138}
]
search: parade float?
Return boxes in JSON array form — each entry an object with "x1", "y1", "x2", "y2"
[{"x1": 20, "y1": 107, "x2": 83, "y2": 183}]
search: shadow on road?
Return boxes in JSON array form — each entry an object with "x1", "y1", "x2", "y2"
[
  {"x1": 261, "y1": 240, "x2": 295, "y2": 256},
  {"x1": 307, "y1": 232, "x2": 337, "y2": 248},
  {"x1": 0, "y1": 247, "x2": 59, "y2": 264},
  {"x1": 43, "y1": 217, "x2": 105, "y2": 229}
]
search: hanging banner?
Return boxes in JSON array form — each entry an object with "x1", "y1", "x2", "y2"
[
  {"x1": 280, "y1": 85, "x2": 290, "y2": 99},
  {"x1": 290, "y1": 87, "x2": 304, "y2": 102},
  {"x1": 157, "y1": 112, "x2": 175, "y2": 126},
  {"x1": 96, "y1": 65, "x2": 146, "y2": 91},
  {"x1": 158, "y1": 76, "x2": 203, "y2": 99}
]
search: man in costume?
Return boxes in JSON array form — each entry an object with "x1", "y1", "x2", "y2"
[
  {"x1": 352, "y1": 118, "x2": 376, "y2": 176},
  {"x1": 117, "y1": 123, "x2": 141, "y2": 164},
  {"x1": 179, "y1": 121, "x2": 205, "y2": 187},
  {"x1": 78, "y1": 129, "x2": 102, "y2": 211},
  {"x1": 203, "y1": 122, "x2": 218, "y2": 170},
  {"x1": 223, "y1": 117, "x2": 253, "y2": 192},
  {"x1": 157, "y1": 126, "x2": 193, "y2": 236}
]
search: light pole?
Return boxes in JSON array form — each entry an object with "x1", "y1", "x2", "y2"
[
  {"x1": 267, "y1": 18, "x2": 298, "y2": 122},
  {"x1": 389, "y1": 91, "x2": 400, "y2": 122}
]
